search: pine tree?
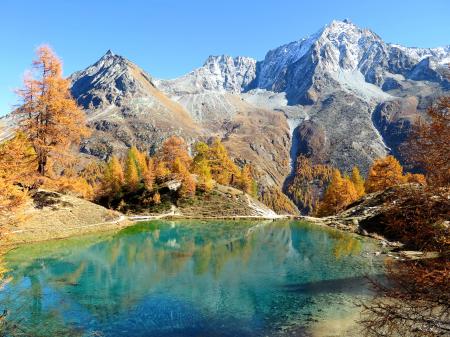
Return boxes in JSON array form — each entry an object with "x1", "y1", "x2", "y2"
[
  {"x1": 366, "y1": 156, "x2": 406, "y2": 193},
  {"x1": 14, "y1": 45, "x2": 90, "y2": 176},
  {"x1": 350, "y1": 166, "x2": 365, "y2": 198}
]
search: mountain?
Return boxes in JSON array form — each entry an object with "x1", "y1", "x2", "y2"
[
  {"x1": 2, "y1": 20, "x2": 449, "y2": 213},
  {"x1": 155, "y1": 19, "x2": 449, "y2": 174},
  {"x1": 69, "y1": 50, "x2": 202, "y2": 158},
  {"x1": 69, "y1": 50, "x2": 293, "y2": 201}
]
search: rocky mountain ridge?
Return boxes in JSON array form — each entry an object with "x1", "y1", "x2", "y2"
[{"x1": 2, "y1": 20, "x2": 448, "y2": 214}]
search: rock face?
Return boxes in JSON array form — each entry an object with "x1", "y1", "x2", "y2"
[{"x1": 69, "y1": 50, "x2": 202, "y2": 159}]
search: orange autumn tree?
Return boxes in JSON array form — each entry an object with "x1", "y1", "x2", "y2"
[
  {"x1": 191, "y1": 142, "x2": 214, "y2": 192},
  {"x1": 360, "y1": 96, "x2": 449, "y2": 337},
  {"x1": 156, "y1": 136, "x2": 192, "y2": 172},
  {"x1": 318, "y1": 169, "x2": 358, "y2": 216},
  {"x1": 172, "y1": 157, "x2": 196, "y2": 197},
  {"x1": 156, "y1": 136, "x2": 196, "y2": 196},
  {"x1": 350, "y1": 166, "x2": 365, "y2": 198},
  {"x1": 143, "y1": 157, "x2": 155, "y2": 191},
  {"x1": 365, "y1": 156, "x2": 407, "y2": 193},
  {"x1": 287, "y1": 156, "x2": 333, "y2": 214},
  {"x1": 125, "y1": 149, "x2": 140, "y2": 192},
  {"x1": 405, "y1": 96, "x2": 450, "y2": 187},
  {"x1": 103, "y1": 155, "x2": 124, "y2": 197},
  {"x1": 14, "y1": 45, "x2": 90, "y2": 176},
  {"x1": 208, "y1": 138, "x2": 240, "y2": 186},
  {"x1": 0, "y1": 132, "x2": 36, "y2": 216},
  {"x1": 237, "y1": 164, "x2": 255, "y2": 196}
]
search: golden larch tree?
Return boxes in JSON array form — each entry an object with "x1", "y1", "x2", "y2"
[
  {"x1": 238, "y1": 164, "x2": 254, "y2": 195},
  {"x1": 172, "y1": 157, "x2": 196, "y2": 197},
  {"x1": 318, "y1": 169, "x2": 358, "y2": 216},
  {"x1": 405, "y1": 96, "x2": 449, "y2": 187},
  {"x1": 143, "y1": 157, "x2": 155, "y2": 191},
  {"x1": 125, "y1": 150, "x2": 140, "y2": 192},
  {"x1": 156, "y1": 136, "x2": 192, "y2": 171},
  {"x1": 0, "y1": 132, "x2": 36, "y2": 216},
  {"x1": 152, "y1": 192, "x2": 161, "y2": 204},
  {"x1": 192, "y1": 142, "x2": 214, "y2": 192},
  {"x1": 350, "y1": 166, "x2": 365, "y2": 198},
  {"x1": 404, "y1": 172, "x2": 426, "y2": 185},
  {"x1": 103, "y1": 155, "x2": 124, "y2": 196},
  {"x1": 155, "y1": 161, "x2": 171, "y2": 183},
  {"x1": 208, "y1": 138, "x2": 240, "y2": 186},
  {"x1": 365, "y1": 156, "x2": 406, "y2": 193},
  {"x1": 14, "y1": 45, "x2": 90, "y2": 176}
]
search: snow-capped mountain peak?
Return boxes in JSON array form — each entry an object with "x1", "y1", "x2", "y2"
[{"x1": 156, "y1": 54, "x2": 257, "y2": 95}]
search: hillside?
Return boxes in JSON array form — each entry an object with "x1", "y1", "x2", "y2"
[
  {"x1": 123, "y1": 183, "x2": 280, "y2": 219},
  {"x1": 0, "y1": 190, "x2": 129, "y2": 245}
]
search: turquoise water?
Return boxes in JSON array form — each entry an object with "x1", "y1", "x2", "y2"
[{"x1": 1, "y1": 220, "x2": 382, "y2": 336}]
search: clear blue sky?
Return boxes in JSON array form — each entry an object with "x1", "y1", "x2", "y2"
[{"x1": 1, "y1": 0, "x2": 449, "y2": 116}]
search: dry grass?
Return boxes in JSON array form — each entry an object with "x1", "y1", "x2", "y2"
[{"x1": 0, "y1": 190, "x2": 129, "y2": 246}]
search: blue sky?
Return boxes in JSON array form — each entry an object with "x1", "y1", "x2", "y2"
[{"x1": 1, "y1": 0, "x2": 449, "y2": 116}]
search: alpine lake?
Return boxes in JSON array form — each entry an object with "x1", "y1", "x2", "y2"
[{"x1": 0, "y1": 219, "x2": 384, "y2": 336}]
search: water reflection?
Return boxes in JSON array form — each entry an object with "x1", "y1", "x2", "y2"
[{"x1": 1, "y1": 220, "x2": 380, "y2": 336}]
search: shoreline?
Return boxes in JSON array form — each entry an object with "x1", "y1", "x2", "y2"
[
  {"x1": 0, "y1": 212, "x2": 292, "y2": 248},
  {"x1": 0, "y1": 211, "x2": 393, "y2": 248}
]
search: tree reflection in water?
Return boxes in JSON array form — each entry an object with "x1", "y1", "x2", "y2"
[{"x1": 0, "y1": 220, "x2": 380, "y2": 336}]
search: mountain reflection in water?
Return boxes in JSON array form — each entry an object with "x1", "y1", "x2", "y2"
[{"x1": 1, "y1": 220, "x2": 382, "y2": 336}]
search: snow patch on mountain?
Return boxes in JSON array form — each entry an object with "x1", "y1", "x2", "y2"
[{"x1": 156, "y1": 55, "x2": 256, "y2": 95}]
